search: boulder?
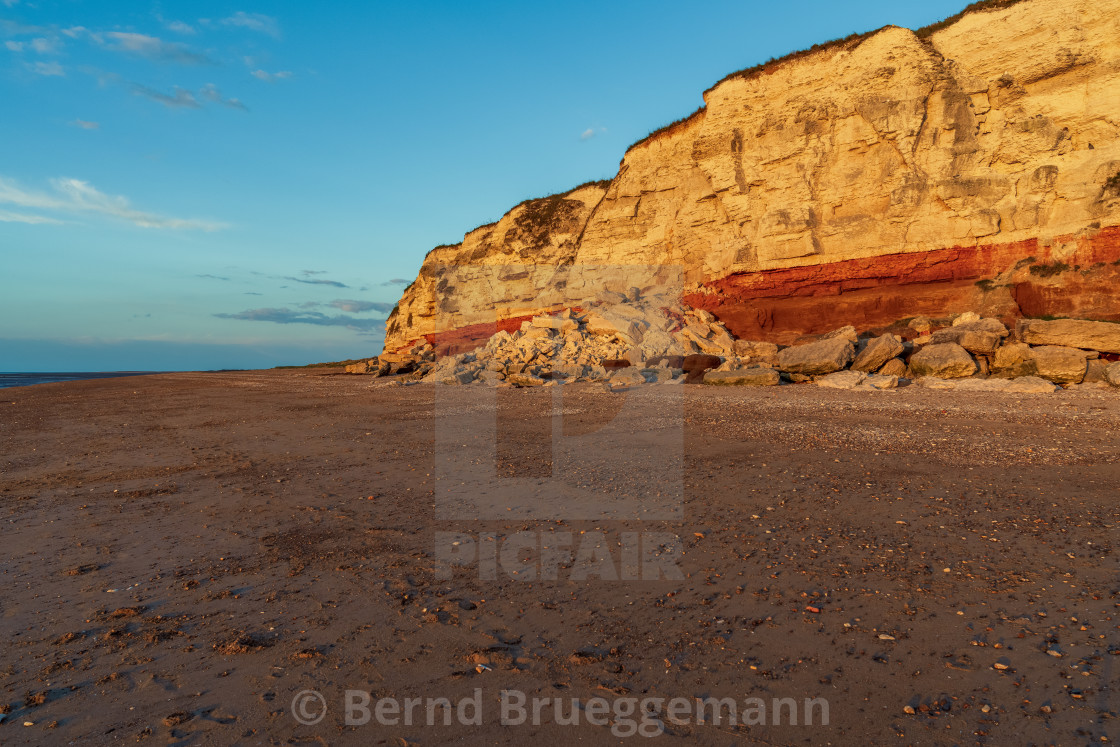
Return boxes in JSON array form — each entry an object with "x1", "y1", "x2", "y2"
[
  {"x1": 908, "y1": 343, "x2": 976, "y2": 379},
  {"x1": 602, "y1": 359, "x2": 631, "y2": 371},
  {"x1": 851, "y1": 334, "x2": 904, "y2": 373},
  {"x1": 647, "y1": 354, "x2": 685, "y2": 369},
  {"x1": 863, "y1": 374, "x2": 899, "y2": 390},
  {"x1": 877, "y1": 358, "x2": 907, "y2": 378},
  {"x1": 821, "y1": 325, "x2": 858, "y2": 343},
  {"x1": 1106, "y1": 362, "x2": 1120, "y2": 388},
  {"x1": 917, "y1": 376, "x2": 1056, "y2": 393},
  {"x1": 731, "y1": 340, "x2": 780, "y2": 365},
  {"x1": 990, "y1": 343, "x2": 1038, "y2": 378},
  {"x1": 816, "y1": 371, "x2": 866, "y2": 390},
  {"x1": 1030, "y1": 345, "x2": 1088, "y2": 384},
  {"x1": 507, "y1": 373, "x2": 547, "y2": 387},
  {"x1": 777, "y1": 337, "x2": 854, "y2": 376},
  {"x1": 641, "y1": 367, "x2": 676, "y2": 383},
  {"x1": 345, "y1": 358, "x2": 377, "y2": 374},
  {"x1": 929, "y1": 319, "x2": 1008, "y2": 355},
  {"x1": 952, "y1": 311, "x2": 981, "y2": 326},
  {"x1": 610, "y1": 367, "x2": 648, "y2": 386},
  {"x1": 702, "y1": 368, "x2": 781, "y2": 386},
  {"x1": 1016, "y1": 319, "x2": 1120, "y2": 353},
  {"x1": 1083, "y1": 359, "x2": 1109, "y2": 384},
  {"x1": 908, "y1": 316, "x2": 932, "y2": 334},
  {"x1": 682, "y1": 354, "x2": 723, "y2": 383}
]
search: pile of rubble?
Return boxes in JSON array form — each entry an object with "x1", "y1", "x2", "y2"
[{"x1": 355, "y1": 297, "x2": 1120, "y2": 393}]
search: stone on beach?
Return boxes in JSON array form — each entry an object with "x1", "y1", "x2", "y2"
[
  {"x1": 777, "y1": 337, "x2": 855, "y2": 376},
  {"x1": 907, "y1": 342, "x2": 976, "y2": 379},
  {"x1": 702, "y1": 368, "x2": 781, "y2": 386},
  {"x1": 851, "y1": 334, "x2": 904, "y2": 373}
]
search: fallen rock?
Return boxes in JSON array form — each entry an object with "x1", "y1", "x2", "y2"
[
  {"x1": 1017, "y1": 318, "x2": 1120, "y2": 353},
  {"x1": 610, "y1": 367, "x2": 648, "y2": 386},
  {"x1": 917, "y1": 376, "x2": 1056, "y2": 393},
  {"x1": 777, "y1": 337, "x2": 854, "y2": 376},
  {"x1": 1030, "y1": 345, "x2": 1089, "y2": 384},
  {"x1": 851, "y1": 334, "x2": 904, "y2": 373},
  {"x1": 990, "y1": 342, "x2": 1038, "y2": 378},
  {"x1": 682, "y1": 354, "x2": 723, "y2": 383},
  {"x1": 816, "y1": 370, "x2": 866, "y2": 390},
  {"x1": 1083, "y1": 359, "x2": 1110, "y2": 384},
  {"x1": 703, "y1": 368, "x2": 781, "y2": 386},
  {"x1": 1107, "y1": 362, "x2": 1120, "y2": 388},
  {"x1": 822, "y1": 325, "x2": 858, "y2": 343},
  {"x1": 908, "y1": 343, "x2": 976, "y2": 379},
  {"x1": 731, "y1": 340, "x2": 779, "y2": 365},
  {"x1": 877, "y1": 358, "x2": 907, "y2": 378},
  {"x1": 646, "y1": 354, "x2": 685, "y2": 369},
  {"x1": 863, "y1": 374, "x2": 899, "y2": 390},
  {"x1": 507, "y1": 373, "x2": 547, "y2": 387},
  {"x1": 929, "y1": 319, "x2": 1008, "y2": 355},
  {"x1": 952, "y1": 311, "x2": 981, "y2": 326}
]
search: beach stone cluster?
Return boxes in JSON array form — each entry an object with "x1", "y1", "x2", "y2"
[{"x1": 357, "y1": 298, "x2": 1120, "y2": 394}]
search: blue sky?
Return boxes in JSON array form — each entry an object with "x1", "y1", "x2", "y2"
[{"x1": 0, "y1": 0, "x2": 969, "y2": 371}]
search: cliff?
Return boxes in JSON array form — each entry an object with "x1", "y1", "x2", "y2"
[{"x1": 385, "y1": 0, "x2": 1120, "y2": 353}]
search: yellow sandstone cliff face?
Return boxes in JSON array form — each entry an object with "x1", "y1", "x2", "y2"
[{"x1": 385, "y1": 0, "x2": 1120, "y2": 352}]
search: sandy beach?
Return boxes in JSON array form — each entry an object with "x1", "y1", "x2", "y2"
[{"x1": 1, "y1": 369, "x2": 1118, "y2": 744}]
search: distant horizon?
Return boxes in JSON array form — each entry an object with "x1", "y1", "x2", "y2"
[{"x1": 2, "y1": 0, "x2": 970, "y2": 371}]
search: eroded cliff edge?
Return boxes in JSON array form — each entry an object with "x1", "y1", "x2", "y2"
[{"x1": 385, "y1": 0, "x2": 1120, "y2": 353}]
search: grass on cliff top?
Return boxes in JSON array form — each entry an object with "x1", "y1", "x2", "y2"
[
  {"x1": 273, "y1": 358, "x2": 368, "y2": 370},
  {"x1": 624, "y1": 0, "x2": 1030, "y2": 156},
  {"x1": 427, "y1": 178, "x2": 614, "y2": 254}
]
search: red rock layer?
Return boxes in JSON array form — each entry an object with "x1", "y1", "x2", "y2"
[{"x1": 683, "y1": 225, "x2": 1120, "y2": 344}]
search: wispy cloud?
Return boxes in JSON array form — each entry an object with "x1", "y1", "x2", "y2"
[
  {"x1": 580, "y1": 126, "x2": 607, "y2": 141},
  {"x1": 215, "y1": 307, "x2": 384, "y2": 331},
  {"x1": 284, "y1": 274, "x2": 349, "y2": 288},
  {"x1": 220, "y1": 11, "x2": 280, "y2": 38},
  {"x1": 70, "y1": 119, "x2": 99, "y2": 130},
  {"x1": 381, "y1": 278, "x2": 410, "y2": 286},
  {"x1": 28, "y1": 60, "x2": 63, "y2": 76},
  {"x1": 0, "y1": 175, "x2": 227, "y2": 230},
  {"x1": 131, "y1": 83, "x2": 199, "y2": 108},
  {"x1": 250, "y1": 68, "x2": 291, "y2": 82},
  {"x1": 0, "y1": 209, "x2": 62, "y2": 224},
  {"x1": 196, "y1": 273, "x2": 231, "y2": 281},
  {"x1": 164, "y1": 19, "x2": 195, "y2": 35},
  {"x1": 5, "y1": 40, "x2": 23, "y2": 51},
  {"x1": 101, "y1": 31, "x2": 211, "y2": 65},
  {"x1": 199, "y1": 83, "x2": 246, "y2": 110},
  {"x1": 329, "y1": 299, "x2": 395, "y2": 313},
  {"x1": 29, "y1": 36, "x2": 59, "y2": 54}
]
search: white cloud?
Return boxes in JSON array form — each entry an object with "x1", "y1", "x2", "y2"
[
  {"x1": 0, "y1": 175, "x2": 227, "y2": 230},
  {"x1": 131, "y1": 83, "x2": 200, "y2": 109},
  {"x1": 28, "y1": 60, "x2": 64, "y2": 76},
  {"x1": 250, "y1": 68, "x2": 291, "y2": 82},
  {"x1": 221, "y1": 11, "x2": 280, "y2": 38},
  {"x1": 0, "y1": 209, "x2": 62, "y2": 224},
  {"x1": 165, "y1": 19, "x2": 195, "y2": 35},
  {"x1": 70, "y1": 119, "x2": 99, "y2": 130},
  {"x1": 30, "y1": 37, "x2": 59, "y2": 54},
  {"x1": 0, "y1": 0, "x2": 20, "y2": 7},
  {"x1": 199, "y1": 83, "x2": 247, "y2": 110},
  {"x1": 101, "y1": 32, "x2": 211, "y2": 64},
  {"x1": 580, "y1": 126, "x2": 608, "y2": 141},
  {"x1": 5, "y1": 40, "x2": 23, "y2": 52}
]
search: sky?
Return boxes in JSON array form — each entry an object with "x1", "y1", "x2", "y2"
[{"x1": 0, "y1": 0, "x2": 970, "y2": 372}]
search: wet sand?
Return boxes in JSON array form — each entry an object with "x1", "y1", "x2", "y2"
[{"x1": 1, "y1": 369, "x2": 1118, "y2": 745}]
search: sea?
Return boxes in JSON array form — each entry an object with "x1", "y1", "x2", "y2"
[{"x1": 0, "y1": 372, "x2": 158, "y2": 389}]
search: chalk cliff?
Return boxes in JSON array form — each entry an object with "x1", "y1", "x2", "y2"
[{"x1": 385, "y1": 0, "x2": 1120, "y2": 353}]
